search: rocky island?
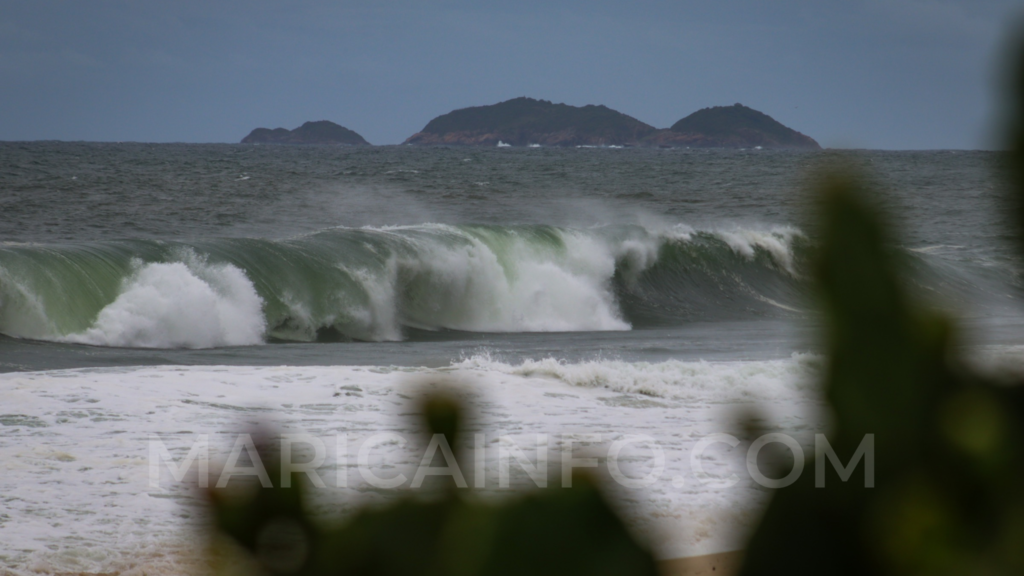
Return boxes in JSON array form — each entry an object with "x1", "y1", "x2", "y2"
[
  {"x1": 403, "y1": 97, "x2": 657, "y2": 147},
  {"x1": 241, "y1": 120, "x2": 369, "y2": 145},
  {"x1": 404, "y1": 99, "x2": 819, "y2": 149},
  {"x1": 646, "y1": 103, "x2": 820, "y2": 149}
]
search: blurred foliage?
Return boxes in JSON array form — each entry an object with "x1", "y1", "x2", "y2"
[
  {"x1": 208, "y1": 394, "x2": 659, "y2": 576},
  {"x1": 737, "y1": 46, "x2": 1024, "y2": 575},
  {"x1": 737, "y1": 171, "x2": 1024, "y2": 576}
]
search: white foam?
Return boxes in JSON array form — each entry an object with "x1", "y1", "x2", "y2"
[
  {"x1": 453, "y1": 352, "x2": 822, "y2": 402},
  {"x1": 0, "y1": 265, "x2": 58, "y2": 340},
  {"x1": 347, "y1": 264, "x2": 404, "y2": 341},
  {"x1": 392, "y1": 225, "x2": 630, "y2": 332},
  {"x1": 61, "y1": 256, "x2": 266, "y2": 348},
  {"x1": 908, "y1": 244, "x2": 963, "y2": 254},
  {"x1": 0, "y1": 356, "x2": 826, "y2": 573},
  {"x1": 963, "y1": 343, "x2": 1024, "y2": 380},
  {"x1": 274, "y1": 222, "x2": 804, "y2": 337},
  {"x1": 713, "y1": 226, "x2": 804, "y2": 275}
]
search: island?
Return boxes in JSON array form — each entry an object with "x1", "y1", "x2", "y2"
[
  {"x1": 404, "y1": 99, "x2": 820, "y2": 149},
  {"x1": 241, "y1": 120, "x2": 370, "y2": 145},
  {"x1": 645, "y1": 103, "x2": 820, "y2": 149},
  {"x1": 403, "y1": 97, "x2": 657, "y2": 147}
]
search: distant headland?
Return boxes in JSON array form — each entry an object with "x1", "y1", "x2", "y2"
[
  {"x1": 241, "y1": 121, "x2": 369, "y2": 145},
  {"x1": 646, "y1": 104, "x2": 820, "y2": 149},
  {"x1": 242, "y1": 100, "x2": 820, "y2": 149},
  {"x1": 403, "y1": 97, "x2": 657, "y2": 147},
  {"x1": 403, "y1": 98, "x2": 819, "y2": 149}
]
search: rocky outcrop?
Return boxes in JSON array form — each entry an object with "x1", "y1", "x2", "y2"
[
  {"x1": 647, "y1": 104, "x2": 820, "y2": 149},
  {"x1": 241, "y1": 121, "x2": 369, "y2": 145},
  {"x1": 404, "y1": 97, "x2": 657, "y2": 147}
]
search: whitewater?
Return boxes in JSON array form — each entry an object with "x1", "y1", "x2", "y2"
[
  {"x1": 0, "y1": 143, "x2": 1018, "y2": 574},
  {"x1": 0, "y1": 223, "x2": 807, "y2": 348},
  {"x1": 0, "y1": 356, "x2": 826, "y2": 574}
]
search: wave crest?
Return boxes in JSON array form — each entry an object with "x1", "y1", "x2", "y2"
[
  {"x1": 452, "y1": 352, "x2": 823, "y2": 401},
  {"x1": 0, "y1": 223, "x2": 808, "y2": 348},
  {"x1": 61, "y1": 253, "x2": 265, "y2": 348}
]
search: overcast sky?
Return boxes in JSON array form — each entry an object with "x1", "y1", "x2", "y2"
[{"x1": 1, "y1": 0, "x2": 1021, "y2": 149}]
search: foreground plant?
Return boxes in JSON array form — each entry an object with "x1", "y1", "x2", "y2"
[
  {"x1": 737, "y1": 172, "x2": 1024, "y2": 575},
  {"x1": 207, "y1": 395, "x2": 659, "y2": 576}
]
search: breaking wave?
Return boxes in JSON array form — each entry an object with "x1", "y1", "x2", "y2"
[
  {"x1": 0, "y1": 223, "x2": 809, "y2": 348},
  {"x1": 61, "y1": 256, "x2": 265, "y2": 348},
  {"x1": 451, "y1": 351, "x2": 824, "y2": 402}
]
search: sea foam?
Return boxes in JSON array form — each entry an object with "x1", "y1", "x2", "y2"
[
  {"x1": 0, "y1": 355, "x2": 825, "y2": 573},
  {"x1": 61, "y1": 256, "x2": 265, "y2": 348}
]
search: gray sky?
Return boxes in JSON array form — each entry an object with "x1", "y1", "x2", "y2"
[{"x1": 1, "y1": 0, "x2": 1020, "y2": 149}]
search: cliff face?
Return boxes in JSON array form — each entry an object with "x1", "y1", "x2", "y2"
[
  {"x1": 404, "y1": 97, "x2": 657, "y2": 147},
  {"x1": 647, "y1": 104, "x2": 820, "y2": 149},
  {"x1": 241, "y1": 121, "x2": 370, "y2": 145}
]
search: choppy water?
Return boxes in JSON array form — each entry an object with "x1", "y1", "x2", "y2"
[
  {"x1": 0, "y1": 142, "x2": 1020, "y2": 573},
  {"x1": 0, "y1": 143, "x2": 1016, "y2": 369}
]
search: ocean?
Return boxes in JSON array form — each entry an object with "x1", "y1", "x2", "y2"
[{"x1": 0, "y1": 142, "x2": 1019, "y2": 574}]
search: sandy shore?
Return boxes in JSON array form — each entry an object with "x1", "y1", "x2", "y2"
[{"x1": 660, "y1": 551, "x2": 744, "y2": 576}]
